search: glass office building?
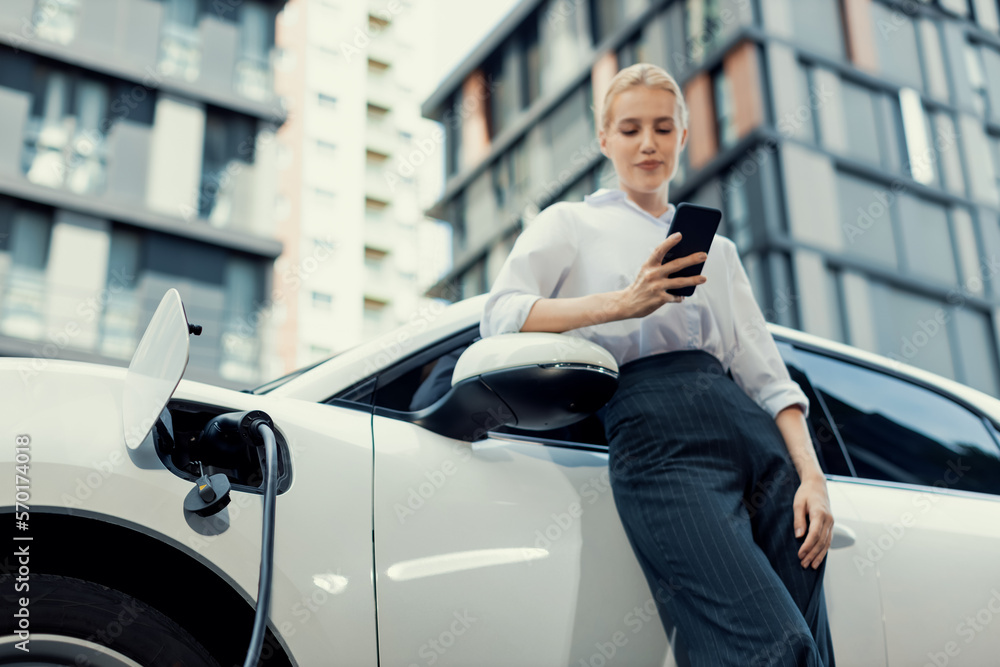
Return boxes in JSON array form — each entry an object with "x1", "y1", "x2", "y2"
[
  {"x1": 421, "y1": 0, "x2": 1000, "y2": 397},
  {"x1": 0, "y1": 0, "x2": 286, "y2": 387}
]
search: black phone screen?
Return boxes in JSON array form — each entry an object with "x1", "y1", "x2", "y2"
[{"x1": 660, "y1": 202, "x2": 723, "y2": 296}]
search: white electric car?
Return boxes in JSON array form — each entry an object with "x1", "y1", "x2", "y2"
[{"x1": 3, "y1": 288, "x2": 1000, "y2": 666}]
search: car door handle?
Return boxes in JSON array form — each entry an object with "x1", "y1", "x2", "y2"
[{"x1": 830, "y1": 523, "x2": 856, "y2": 549}]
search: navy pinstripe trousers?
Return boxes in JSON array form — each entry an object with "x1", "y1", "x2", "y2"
[{"x1": 600, "y1": 349, "x2": 835, "y2": 667}]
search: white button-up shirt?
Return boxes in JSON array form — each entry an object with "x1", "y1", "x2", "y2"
[{"x1": 479, "y1": 188, "x2": 810, "y2": 420}]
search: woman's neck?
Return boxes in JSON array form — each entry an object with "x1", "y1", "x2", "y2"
[{"x1": 621, "y1": 186, "x2": 671, "y2": 218}]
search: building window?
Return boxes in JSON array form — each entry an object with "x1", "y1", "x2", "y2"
[
  {"x1": 953, "y1": 307, "x2": 1000, "y2": 396},
  {"x1": 33, "y1": 0, "x2": 80, "y2": 45},
  {"x1": 712, "y1": 68, "x2": 737, "y2": 149},
  {"x1": 159, "y1": 0, "x2": 202, "y2": 82},
  {"x1": 789, "y1": 0, "x2": 845, "y2": 60},
  {"x1": 309, "y1": 344, "x2": 333, "y2": 358},
  {"x1": 686, "y1": 0, "x2": 738, "y2": 65},
  {"x1": 870, "y1": 283, "x2": 956, "y2": 380},
  {"x1": 966, "y1": 43, "x2": 989, "y2": 118},
  {"x1": 363, "y1": 297, "x2": 388, "y2": 326},
  {"x1": 974, "y1": 42, "x2": 1000, "y2": 126},
  {"x1": 591, "y1": 0, "x2": 647, "y2": 45},
  {"x1": 311, "y1": 291, "x2": 333, "y2": 309},
  {"x1": 0, "y1": 203, "x2": 51, "y2": 341},
  {"x1": 444, "y1": 91, "x2": 463, "y2": 177},
  {"x1": 539, "y1": 0, "x2": 588, "y2": 91},
  {"x1": 839, "y1": 80, "x2": 881, "y2": 166},
  {"x1": 896, "y1": 194, "x2": 959, "y2": 285},
  {"x1": 369, "y1": 12, "x2": 390, "y2": 31},
  {"x1": 486, "y1": 42, "x2": 523, "y2": 138},
  {"x1": 23, "y1": 67, "x2": 111, "y2": 195},
  {"x1": 199, "y1": 110, "x2": 257, "y2": 224},
  {"x1": 367, "y1": 102, "x2": 390, "y2": 126},
  {"x1": 545, "y1": 85, "x2": 593, "y2": 181},
  {"x1": 366, "y1": 148, "x2": 389, "y2": 164},
  {"x1": 235, "y1": 1, "x2": 276, "y2": 102},
  {"x1": 722, "y1": 168, "x2": 751, "y2": 251},
  {"x1": 368, "y1": 57, "x2": 390, "y2": 74},
  {"x1": 99, "y1": 227, "x2": 142, "y2": 359},
  {"x1": 835, "y1": 172, "x2": 900, "y2": 270},
  {"x1": 937, "y1": 0, "x2": 971, "y2": 17},
  {"x1": 899, "y1": 88, "x2": 934, "y2": 186},
  {"x1": 870, "y1": 2, "x2": 924, "y2": 91},
  {"x1": 220, "y1": 256, "x2": 263, "y2": 383}
]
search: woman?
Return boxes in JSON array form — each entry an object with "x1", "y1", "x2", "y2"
[{"x1": 479, "y1": 63, "x2": 836, "y2": 666}]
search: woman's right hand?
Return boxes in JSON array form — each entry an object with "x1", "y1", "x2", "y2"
[{"x1": 615, "y1": 232, "x2": 708, "y2": 320}]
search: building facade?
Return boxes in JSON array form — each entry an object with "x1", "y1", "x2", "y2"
[
  {"x1": 421, "y1": 0, "x2": 1000, "y2": 398},
  {"x1": 267, "y1": 0, "x2": 452, "y2": 376},
  {"x1": 0, "y1": 0, "x2": 287, "y2": 388}
]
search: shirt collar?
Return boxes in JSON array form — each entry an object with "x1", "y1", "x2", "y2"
[{"x1": 584, "y1": 188, "x2": 676, "y2": 225}]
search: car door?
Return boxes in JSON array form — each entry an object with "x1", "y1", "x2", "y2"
[
  {"x1": 368, "y1": 332, "x2": 676, "y2": 666},
  {"x1": 775, "y1": 340, "x2": 889, "y2": 666},
  {"x1": 369, "y1": 334, "x2": 866, "y2": 666},
  {"x1": 783, "y1": 344, "x2": 1000, "y2": 666}
]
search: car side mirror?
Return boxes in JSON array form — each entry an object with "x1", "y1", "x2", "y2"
[{"x1": 402, "y1": 333, "x2": 619, "y2": 441}]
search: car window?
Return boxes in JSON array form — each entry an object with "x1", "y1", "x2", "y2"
[
  {"x1": 780, "y1": 355, "x2": 853, "y2": 477},
  {"x1": 793, "y1": 348, "x2": 1000, "y2": 495}
]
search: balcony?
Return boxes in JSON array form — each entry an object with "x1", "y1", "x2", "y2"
[
  {"x1": 235, "y1": 52, "x2": 273, "y2": 103},
  {"x1": 366, "y1": 68, "x2": 396, "y2": 112},
  {"x1": 0, "y1": 267, "x2": 46, "y2": 341},
  {"x1": 365, "y1": 160, "x2": 394, "y2": 205},
  {"x1": 33, "y1": 0, "x2": 80, "y2": 45},
  {"x1": 22, "y1": 116, "x2": 108, "y2": 196},
  {"x1": 159, "y1": 22, "x2": 201, "y2": 83},
  {"x1": 364, "y1": 216, "x2": 395, "y2": 254}
]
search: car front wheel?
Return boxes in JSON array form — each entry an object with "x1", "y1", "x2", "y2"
[{"x1": 0, "y1": 573, "x2": 220, "y2": 666}]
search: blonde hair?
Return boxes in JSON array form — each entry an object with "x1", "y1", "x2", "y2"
[{"x1": 599, "y1": 63, "x2": 689, "y2": 132}]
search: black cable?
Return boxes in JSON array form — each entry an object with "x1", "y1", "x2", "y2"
[{"x1": 243, "y1": 423, "x2": 278, "y2": 667}]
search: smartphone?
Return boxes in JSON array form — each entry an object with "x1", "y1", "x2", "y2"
[{"x1": 660, "y1": 202, "x2": 723, "y2": 297}]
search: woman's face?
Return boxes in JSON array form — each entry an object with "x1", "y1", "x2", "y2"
[{"x1": 599, "y1": 86, "x2": 688, "y2": 200}]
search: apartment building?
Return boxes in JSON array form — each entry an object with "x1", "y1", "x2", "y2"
[
  {"x1": 0, "y1": 0, "x2": 286, "y2": 387},
  {"x1": 268, "y1": 0, "x2": 452, "y2": 374},
  {"x1": 421, "y1": 0, "x2": 1000, "y2": 397}
]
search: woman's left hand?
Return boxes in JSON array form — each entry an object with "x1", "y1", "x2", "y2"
[{"x1": 792, "y1": 474, "x2": 834, "y2": 570}]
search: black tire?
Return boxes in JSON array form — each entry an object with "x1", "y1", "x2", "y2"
[{"x1": 0, "y1": 573, "x2": 221, "y2": 667}]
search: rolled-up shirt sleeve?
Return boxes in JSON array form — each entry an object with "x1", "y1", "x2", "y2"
[
  {"x1": 480, "y1": 205, "x2": 576, "y2": 338},
  {"x1": 724, "y1": 239, "x2": 810, "y2": 420}
]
